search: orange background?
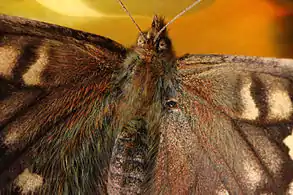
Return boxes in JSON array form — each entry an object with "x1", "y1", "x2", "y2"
[{"x1": 0, "y1": 0, "x2": 292, "y2": 58}]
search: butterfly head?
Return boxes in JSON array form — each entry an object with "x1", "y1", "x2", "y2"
[
  {"x1": 135, "y1": 15, "x2": 174, "y2": 59},
  {"x1": 120, "y1": 15, "x2": 178, "y2": 123}
]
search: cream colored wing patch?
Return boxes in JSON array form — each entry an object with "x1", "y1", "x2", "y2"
[
  {"x1": 240, "y1": 76, "x2": 259, "y2": 120},
  {"x1": 284, "y1": 132, "x2": 293, "y2": 160},
  {"x1": 14, "y1": 168, "x2": 43, "y2": 194},
  {"x1": 22, "y1": 44, "x2": 48, "y2": 85},
  {"x1": 0, "y1": 46, "x2": 20, "y2": 79}
]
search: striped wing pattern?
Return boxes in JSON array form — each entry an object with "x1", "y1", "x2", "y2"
[{"x1": 1, "y1": 14, "x2": 293, "y2": 195}]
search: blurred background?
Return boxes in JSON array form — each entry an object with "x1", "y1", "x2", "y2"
[{"x1": 0, "y1": 0, "x2": 292, "y2": 58}]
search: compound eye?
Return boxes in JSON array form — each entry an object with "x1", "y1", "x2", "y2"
[
  {"x1": 158, "y1": 39, "x2": 168, "y2": 51},
  {"x1": 137, "y1": 36, "x2": 146, "y2": 47},
  {"x1": 165, "y1": 99, "x2": 177, "y2": 108},
  {"x1": 165, "y1": 99, "x2": 179, "y2": 113}
]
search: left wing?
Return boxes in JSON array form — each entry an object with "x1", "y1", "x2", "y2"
[
  {"x1": 153, "y1": 54, "x2": 293, "y2": 194},
  {"x1": 0, "y1": 14, "x2": 127, "y2": 194}
]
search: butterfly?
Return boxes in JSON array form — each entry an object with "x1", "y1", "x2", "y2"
[{"x1": 0, "y1": 4, "x2": 293, "y2": 195}]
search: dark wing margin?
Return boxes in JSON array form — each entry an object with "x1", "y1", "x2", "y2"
[
  {"x1": 0, "y1": 14, "x2": 126, "y2": 194},
  {"x1": 0, "y1": 14, "x2": 127, "y2": 87},
  {"x1": 0, "y1": 14, "x2": 126, "y2": 54},
  {"x1": 153, "y1": 54, "x2": 293, "y2": 194}
]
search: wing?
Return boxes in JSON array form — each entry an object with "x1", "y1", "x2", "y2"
[
  {"x1": 0, "y1": 14, "x2": 127, "y2": 194},
  {"x1": 154, "y1": 54, "x2": 293, "y2": 194}
]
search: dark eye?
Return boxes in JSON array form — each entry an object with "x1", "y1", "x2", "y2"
[
  {"x1": 158, "y1": 40, "x2": 168, "y2": 51},
  {"x1": 137, "y1": 36, "x2": 146, "y2": 47},
  {"x1": 166, "y1": 99, "x2": 177, "y2": 108}
]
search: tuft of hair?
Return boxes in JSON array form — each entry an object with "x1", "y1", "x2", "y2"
[{"x1": 151, "y1": 15, "x2": 166, "y2": 33}]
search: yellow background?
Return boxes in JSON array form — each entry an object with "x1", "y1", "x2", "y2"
[{"x1": 0, "y1": 0, "x2": 292, "y2": 58}]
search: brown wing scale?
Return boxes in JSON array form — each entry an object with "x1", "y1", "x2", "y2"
[
  {"x1": 0, "y1": 14, "x2": 127, "y2": 194},
  {"x1": 153, "y1": 54, "x2": 293, "y2": 194}
]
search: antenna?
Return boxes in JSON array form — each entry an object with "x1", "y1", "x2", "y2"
[
  {"x1": 116, "y1": 0, "x2": 147, "y2": 40},
  {"x1": 154, "y1": 0, "x2": 202, "y2": 42}
]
